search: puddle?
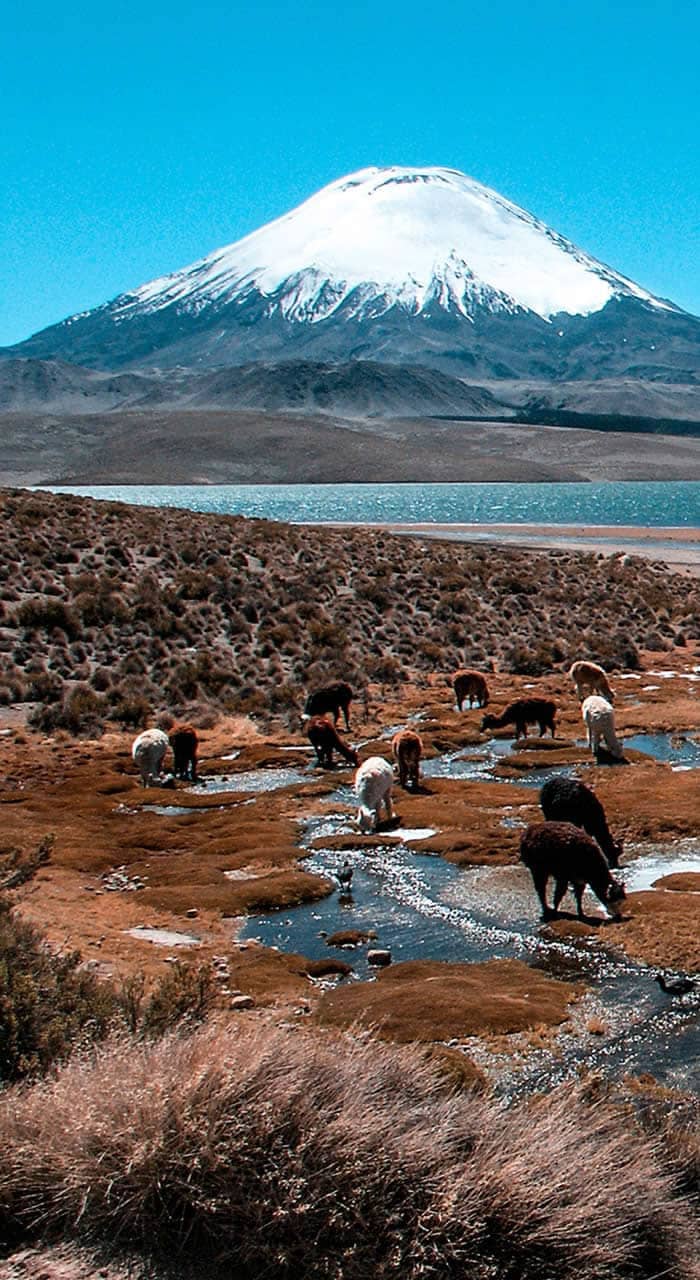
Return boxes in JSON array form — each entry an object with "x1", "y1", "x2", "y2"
[
  {"x1": 423, "y1": 738, "x2": 577, "y2": 788},
  {"x1": 648, "y1": 669, "x2": 700, "y2": 682},
  {"x1": 188, "y1": 767, "x2": 309, "y2": 794},
  {"x1": 141, "y1": 804, "x2": 197, "y2": 816},
  {"x1": 385, "y1": 827, "x2": 437, "y2": 841},
  {"x1": 125, "y1": 926, "x2": 201, "y2": 947},
  {"x1": 625, "y1": 732, "x2": 700, "y2": 768},
  {"x1": 622, "y1": 851, "x2": 700, "y2": 892}
]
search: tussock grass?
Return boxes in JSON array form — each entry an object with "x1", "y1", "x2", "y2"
[
  {"x1": 0, "y1": 1021, "x2": 697, "y2": 1279},
  {"x1": 1, "y1": 487, "x2": 698, "y2": 730}
]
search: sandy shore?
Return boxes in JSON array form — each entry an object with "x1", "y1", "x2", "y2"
[{"x1": 356, "y1": 523, "x2": 700, "y2": 574}]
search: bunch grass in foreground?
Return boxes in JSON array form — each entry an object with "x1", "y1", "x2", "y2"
[{"x1": 0, "y1": 1021, "x2": 697, "y2": 1279}]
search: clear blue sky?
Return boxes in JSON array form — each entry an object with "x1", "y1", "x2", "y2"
[{"x1": 2, "y1": 0, "x2": 699, "y2": 347}]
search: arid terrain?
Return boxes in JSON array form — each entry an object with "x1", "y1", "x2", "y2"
[
  {"x1": 1, "y1": 486, "x2": 699, "y2": 1017},
  {"x1": 1, "y1": 487, "x2": 699, "y2": 1279},
  {"x1": 3, "y1": 408, "x2": 700, "y2": 484}
]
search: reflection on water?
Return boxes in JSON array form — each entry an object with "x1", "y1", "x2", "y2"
[
  {"x1": 626, "y1": 732, "x2": 700, "y2": 769},
  {"x1": 188, "y1": 767, "x2": 309, "y2": 794},
  {"x1": 623, "y1": 851, "x2": 700, "y2": 892},
  {"x1": 47, "y1": 481, "x2": 700, "y2": 528},
  {"x1": 422, "y1": 738, "x2": 578, "y2": 788}
]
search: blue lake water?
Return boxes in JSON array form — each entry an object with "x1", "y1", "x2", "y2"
[{"x1": 47, "y1": 481, "x2": 700, "y2": 527}]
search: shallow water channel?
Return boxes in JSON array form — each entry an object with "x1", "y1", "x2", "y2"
[
  {"x1": 235, "y1": 730, "x2": 700, "y2": 1097},
  {"x1": 244, "y1": 830, "x2": 700, "y2": 1096}
]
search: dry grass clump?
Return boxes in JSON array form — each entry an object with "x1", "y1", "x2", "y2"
[
  {"x1": 0, "y1": 892, "x2": 115, "y2": 1082},
  {"x1": 1, "y1": 488, "x2": 698, "y2": 732},
  {"x1": 0, "y1": 1021, "x2": 696, "y2": 1279},
  {"x1": 0, "y1": 874, "x2": 217, "y2": 1083}
]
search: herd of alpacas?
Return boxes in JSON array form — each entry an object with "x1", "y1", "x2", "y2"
[{"x1": 132, "y1": 661, "x2": 629, "y2": 923}]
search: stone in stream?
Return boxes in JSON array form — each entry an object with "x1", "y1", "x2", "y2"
[{"x1": 367, "y1": 948, "x2": 392, "y2": 967}]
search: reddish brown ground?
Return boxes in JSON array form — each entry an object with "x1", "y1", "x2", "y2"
[
  {"x1": 315, "y1": 958, "x2": 583, "y2": 1041},
  {"x1": 2, "y1": 645, "x2": 699, "y2": 1046}
]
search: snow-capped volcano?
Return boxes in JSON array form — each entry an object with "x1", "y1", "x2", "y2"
[
  {"x1": 9, "y1": 165, "x2": 697, "y2": 380},
  {"x1": 122, "y1": 165, "x2": 669, "y2": 325}
]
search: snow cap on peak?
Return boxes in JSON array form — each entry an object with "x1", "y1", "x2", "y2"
[{"x1": 122, "y1": 164, "x2": 671, "y2": 325}]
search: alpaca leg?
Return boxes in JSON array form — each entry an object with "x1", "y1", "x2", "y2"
[
  {"x1": 531, "y1": 870, "x2": 552, "y2": 920},
  {"x1": 553, "y1": 877, "x2": 569, "y2": 912}
]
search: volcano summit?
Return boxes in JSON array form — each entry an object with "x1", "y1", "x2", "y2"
[{"x1": 8, "y1": 166, "x2": 699, "y2": 383}]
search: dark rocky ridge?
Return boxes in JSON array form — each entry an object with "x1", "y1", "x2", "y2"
[
  {"x1": 0, "y1": 357, "x2": 504, "y2": 418},
  {"x1": 6, "y1": 292, "x2": 700, "y2": 385}
]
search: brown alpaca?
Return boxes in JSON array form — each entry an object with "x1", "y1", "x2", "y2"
[
  {"x1": 169, "y1": 723, "x2": 198, "y2": 781},
  {"x1": 481, "y1": 698, "x2": 556, "y2": 739},
  {"x1": 520, "y1": 821, "x2": 626, "y2": 921},
  {"x1": 304, "y1": 681, "x2": 354, "y2": 730},
  {"x1": 306, "y1": 716, "x2": 358, "y2": 768},
  {"x1": 569, "y1": 660, "x2": 615, "y2": 704},
  {"x1": 391, "y1": 729, "x2": 423, "y2": 789},
  {"x1": 539, "y1": 776, "x2": 622, "y2": 868},
  {"x1": 452, "y1": 669, "x2": 489, "y2": 710}
]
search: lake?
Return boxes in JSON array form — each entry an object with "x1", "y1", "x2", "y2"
[{"x1": 47, "y1": 481, "x2": 700, "y2": 527}]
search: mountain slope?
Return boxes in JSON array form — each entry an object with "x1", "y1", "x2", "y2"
[
  {"x1": 9, "y1": 166, "x2": 699, "y2": 380},
  {"x1": 0, "y1": 357, "x2": 505, "y2": 417}
]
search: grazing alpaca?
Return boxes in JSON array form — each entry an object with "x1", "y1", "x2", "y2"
[
  {"x1": 520, "y1": 821, "x2": 626, "y2": 921},
  {"x1": 452, "y1": 669, "x2": 489, "y2": 710},
  {"x1": 581, "y1": 695, "x2": 624, "y2": 760},
  {"x1": 131, "y1": 728, "x2": 169, "y2": 787},
  {"x1": 481, "y1": 698, "x2": 556, "y2": 739},
  {"x1": 354, "y1": 757, "x2": 395, "y2": 833},
  {"x1": 304, "y1": 681, "x2": 354, "y2": 730},
  {"x1": 391, "y1": 729, "x2": 423, "y2": 789},
  {"x1": 169, "y1": 723, "x2": 199, "y2": 781},
  {"x1": 539, "y1": 776, "x2": 622, "y2": 868},
  {"x1": 569, "y1": 660, "x2": 615, "y2": 704},
  {"x1": 306, "y1": 716, "x2": 358, "y2": 768}
]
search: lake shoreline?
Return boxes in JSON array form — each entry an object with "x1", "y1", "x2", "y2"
[{"x1": 311, "y1": 521, "x2": 700, "y2": 574}]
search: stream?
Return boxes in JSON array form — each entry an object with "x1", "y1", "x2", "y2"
[{"x1": 236, "y1": 729, "x2": 700, "y2": 1096}]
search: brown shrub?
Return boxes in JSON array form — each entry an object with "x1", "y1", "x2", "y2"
[
  {"x1": 17, "y1": 598, "x2": 79, "y2": 639},
  {"x1": 0, "y1": 1023, "x2": 696, "y2": 1279},
  {"x1": 30, "y1": 685, "x2": 106, "y2": 736}
]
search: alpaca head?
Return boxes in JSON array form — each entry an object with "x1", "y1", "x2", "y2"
[{"x1": 605, "y1": 878, "x2": 626, "y2": 917}]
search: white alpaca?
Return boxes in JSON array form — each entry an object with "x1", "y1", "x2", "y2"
[
  {"x1": 354, "y1": 757, "x2": 395, "y2": 832},
  {"x1": 581, "y1": 696, "x2": 624, "y2": 759},
  {"x1": 569, "y1": 660, "x2": 615, "y2": 704},
  {"x1": 132, "y1": 728, "x2": 170, "y2": 787}
]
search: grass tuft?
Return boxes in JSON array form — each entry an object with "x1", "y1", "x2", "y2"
[{"x1": 0, "y1": 1021, "x2": 696, "y2": 1279}]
